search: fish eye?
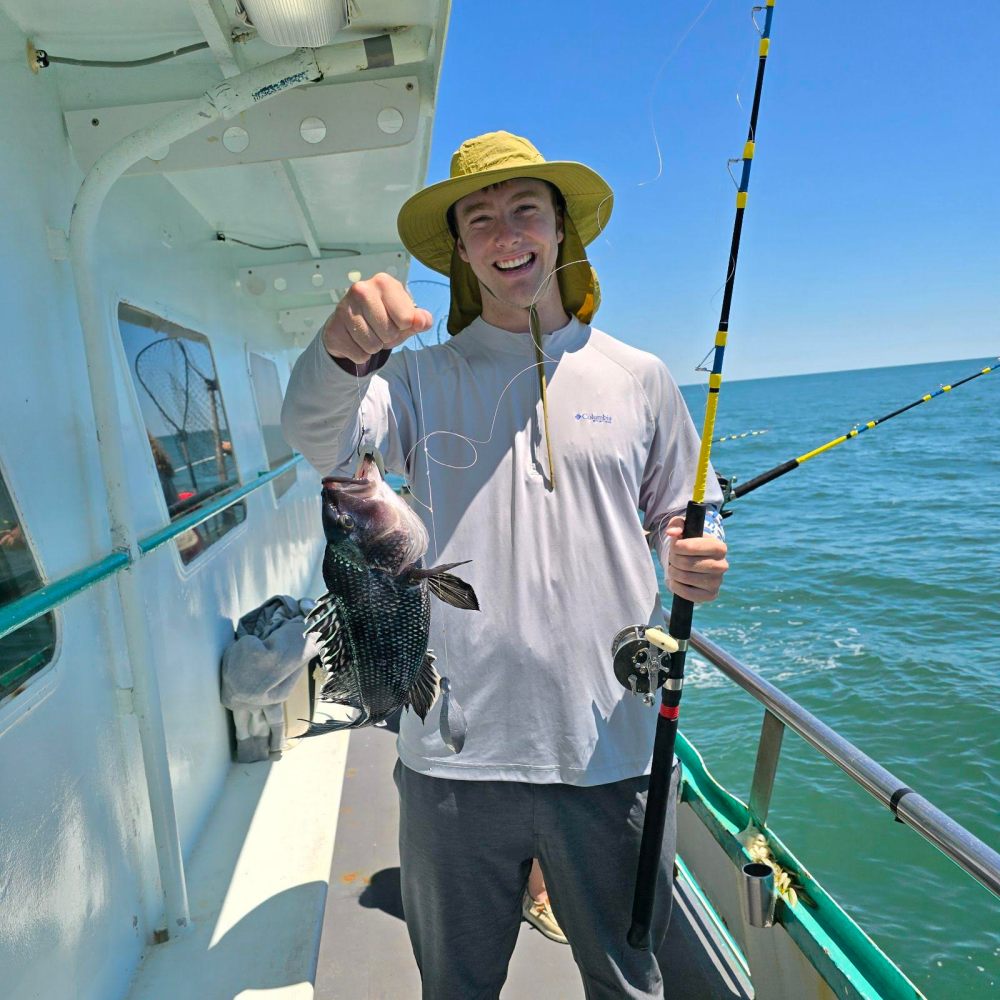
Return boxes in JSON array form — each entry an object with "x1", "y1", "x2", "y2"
[{"x1": 338, "y1": 513, "x2": 355, "y2": 530}]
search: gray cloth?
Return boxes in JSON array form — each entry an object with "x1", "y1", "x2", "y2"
[
  {"x1": 221, "y1": 595, "x2": 320, "y2": 761},
  {"x1": 395, "y1": 759, "x2": 680, "y2": 1000}
]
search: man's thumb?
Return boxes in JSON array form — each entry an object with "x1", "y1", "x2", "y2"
[{"x1": 410, "y1": 308, "x2": 434, "y2": 332}]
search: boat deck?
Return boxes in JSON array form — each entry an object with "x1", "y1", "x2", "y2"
[{"x1": 315, "y1": 714, "x2": 752, "y2": 999}]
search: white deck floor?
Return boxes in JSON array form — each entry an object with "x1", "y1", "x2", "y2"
[{"x1": 126, "y1": 727, "x2": 350, "y2": 999}]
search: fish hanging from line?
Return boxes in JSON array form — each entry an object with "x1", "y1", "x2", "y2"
[{"x1": 303, "y1": 452, "x2": 477, "y2": 753}]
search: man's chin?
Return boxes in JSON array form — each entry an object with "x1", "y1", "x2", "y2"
[{"x1": 480, "y1": 279, "x2": 544, "y2": 312}]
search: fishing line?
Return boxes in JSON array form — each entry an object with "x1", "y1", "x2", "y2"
[
  {"x1": 637, "y1": 0, "x2": 719, "y2": 189},
  {"x1": 734, "y1": 6, "x2": 766, "y2": 112},
  {"x1": 410, "y1": 335, "x2": 455, "y2": 680}
]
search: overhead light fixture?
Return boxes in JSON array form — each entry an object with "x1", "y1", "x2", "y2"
[{"x1": 236, "y1": 0, "x2": 347, "y2": 48}]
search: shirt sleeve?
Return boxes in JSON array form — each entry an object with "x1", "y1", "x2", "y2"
[
  {"x1": 637, "y1": 361, "x2": 724, "y2": 567},
  {"x1": 280, "y1": 330, "x2": 418, "y2": 479}
]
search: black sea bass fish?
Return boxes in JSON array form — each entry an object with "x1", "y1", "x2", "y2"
[{"x1": 304, "y1": 453, "x2": 478, "y2": 751}]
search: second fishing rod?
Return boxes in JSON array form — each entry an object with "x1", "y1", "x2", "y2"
[{"x1": 721, "y1": 358, "x2": 998, "y2": 505}]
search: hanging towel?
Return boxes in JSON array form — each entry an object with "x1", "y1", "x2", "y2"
[{"x1": 221, "y1": 595, "x2": 321, "y2": 762}]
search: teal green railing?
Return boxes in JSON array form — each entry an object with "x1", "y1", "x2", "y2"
[{"x1": 0, "y1": 455, "x2": 304, "y2": 642}]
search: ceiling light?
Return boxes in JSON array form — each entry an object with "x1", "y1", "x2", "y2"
[{"x1": 237, "y1": 0, "x2": 347, "y2": 48}]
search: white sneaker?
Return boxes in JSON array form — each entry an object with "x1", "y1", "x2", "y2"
[{"x1": 522, "y1": 891, "x2": 568, "y2": 945}]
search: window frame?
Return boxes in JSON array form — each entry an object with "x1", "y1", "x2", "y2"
[
  {"x1": 0, "y1": 459, "x2": 61, "y2": 720},
  {"x1": 117, "y1": 302, "x2": 248, "y2": 572},
  {"x1": 247, "y1": 349, "x2": 298, "y2": 504}
]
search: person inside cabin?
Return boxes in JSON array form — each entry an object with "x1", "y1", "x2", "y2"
[
  {"x1": 281, "y1": 132, "x2": 728, "y2": 999},
  {"x1": 148, "y1": 432, "x2": 180, "y2": 512}
]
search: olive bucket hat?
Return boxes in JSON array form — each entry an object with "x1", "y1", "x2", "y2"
[{"x1": 397, "y1": 131, "x2": 614, "y2": 335}]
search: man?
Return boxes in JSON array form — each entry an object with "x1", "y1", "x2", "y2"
[{"x1": 282, "y1": 132, "x2": 728, "y2": 999}]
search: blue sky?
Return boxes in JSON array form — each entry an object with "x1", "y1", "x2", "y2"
[{"x1": 408, "y1": 1, "x2": 998, "y2": 383}]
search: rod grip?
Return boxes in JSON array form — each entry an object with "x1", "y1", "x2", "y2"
[
  {"x1": 732, "y1": 458, "x2": 798, "y2": 499},
  {"x1": 664, "y1": 500, "x2": 706, "y2": 640}
]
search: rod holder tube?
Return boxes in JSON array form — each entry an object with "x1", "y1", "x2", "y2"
[{"x1": 741, "y1": 862, "x2": 777, "y2": 928}]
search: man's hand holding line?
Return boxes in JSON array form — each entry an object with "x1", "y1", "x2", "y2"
[{"x1": 323, "y1": 272, "x2": 434, "y2": 369}]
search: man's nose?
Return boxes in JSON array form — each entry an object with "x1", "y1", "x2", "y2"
[{"x1": 493, "y1": 214, "x2": 521, "y2": 248}]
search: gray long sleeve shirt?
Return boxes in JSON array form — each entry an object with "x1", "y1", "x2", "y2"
[{"x1": 282, "y1": 315, "x2": 722, "y2": 786}]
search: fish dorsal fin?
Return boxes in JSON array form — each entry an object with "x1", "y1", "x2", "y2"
[
  {"x1": 304, "y1": 592, "x2": 351, "y2": 685},
  {"x1": 409, "y1": 561, "x2": 480, "y2": 611},
  {"x1": 408, "y1": 650, "x2": 440, "y2": 721}
]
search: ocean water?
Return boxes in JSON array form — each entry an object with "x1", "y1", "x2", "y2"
[{"x1": 673, "y1": 357, "x2": 1000, "y2": 998}]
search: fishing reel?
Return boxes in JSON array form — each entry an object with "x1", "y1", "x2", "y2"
[
  {"x1": 611, "y1": 625, "x2": 680, "y2": 706},
  {"x1": 716, "y1": 473, "x2": 736, "y2": 518}
]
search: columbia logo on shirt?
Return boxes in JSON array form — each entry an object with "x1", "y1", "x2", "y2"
[{"x1": 575, "y1": 412, "x2": 613, "y2": 424}]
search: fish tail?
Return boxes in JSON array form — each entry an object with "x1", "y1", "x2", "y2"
[{"x1": 298, "y1": 715, "x2": 365, "y2": 738}]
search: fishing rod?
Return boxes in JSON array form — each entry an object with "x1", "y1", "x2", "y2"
[
  {"x1": 613, "y1": 0, "x2": 777, "y2": 950},
  {"x1": 723, "y1": 359, "x2": 998, "y2": 503},
  {"x1": 612, "y1": 0, "x2": 774, "y2": 950},
  {"x1": 715, "y1": 428, "x2": 768, "y2": 443}
]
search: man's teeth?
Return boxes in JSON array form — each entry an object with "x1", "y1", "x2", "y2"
[{"x1": 495, "y1": 253, "x2": 533, "y2": 271}]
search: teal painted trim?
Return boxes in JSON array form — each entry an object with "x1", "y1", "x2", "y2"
[
  {"x1": 0, "y1": 644, "x2": 56, "y2": 695},
  {"x1": 0, "y1": 551, "x2": 129, "y2": 641},
  {"x1": 0, "y1": 455, "x2": 307, "y2": 641},
  {"x1": 676, "y1": 731, "x2": 926, "y2": 1000},
  {"x1": 138, "y1": 455, "x2": 304, "y2": 554}
]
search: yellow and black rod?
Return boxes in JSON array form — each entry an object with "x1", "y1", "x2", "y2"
[
  {"x1": 730, "y1": 359, "x2": 998, "y2": 501},
  {"x1": 715, "y1": 428, "x2": 768, "y2": 442},
  {"x1": 628, "y1": 0, "x2": 777, "y2": 951}
]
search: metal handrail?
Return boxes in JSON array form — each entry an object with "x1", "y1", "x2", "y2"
[
  {"x1": 0, "y1": 455, "x2": 304, "y2": 642},
  {"x1": 689, "y1": 628, "x2": 1000, "y2": 899},
  {"x1": 138, "y1": 455, "x2": 302, "y2": 554}
]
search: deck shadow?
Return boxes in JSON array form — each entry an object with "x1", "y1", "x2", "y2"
[{"x1": 359, "y1": 866, "x2": 405, "y2": 921}]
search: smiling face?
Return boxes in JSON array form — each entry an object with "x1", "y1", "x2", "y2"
[{"x1": 452, "y1": 177, "x2": 569, "y2": 333}]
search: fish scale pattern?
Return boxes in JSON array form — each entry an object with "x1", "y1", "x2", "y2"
[{"x1": 317, "y1": 546, "x2": 433, "y2": 726}]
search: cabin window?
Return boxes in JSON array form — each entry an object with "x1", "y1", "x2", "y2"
[
  {"x1": 0, "y1": 475, "x2": 56, "y2": 702},
  {"x1": 118, "y1": 305, "x2": 246, "y2": 564},
  {"x1": 249, "y1": 353, "x2": 297, "y2": 499}
]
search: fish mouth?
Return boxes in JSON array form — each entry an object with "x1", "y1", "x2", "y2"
[{"x1": 322, "y1": 451, "x2": 385, "y2": 495}]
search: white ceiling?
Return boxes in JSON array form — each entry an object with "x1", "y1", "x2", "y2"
[{"x1": 2, "y1": 0, "x2": 450, "y2": 317}]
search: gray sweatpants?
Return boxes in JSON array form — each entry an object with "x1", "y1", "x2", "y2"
[{"x1": 395, "y1": 760, "x2": 680, "y2": 1000}]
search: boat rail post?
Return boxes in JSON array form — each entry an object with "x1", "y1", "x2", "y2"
[{"x1": 747, "y1": 709, "x2": 785, "y2": 827}]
